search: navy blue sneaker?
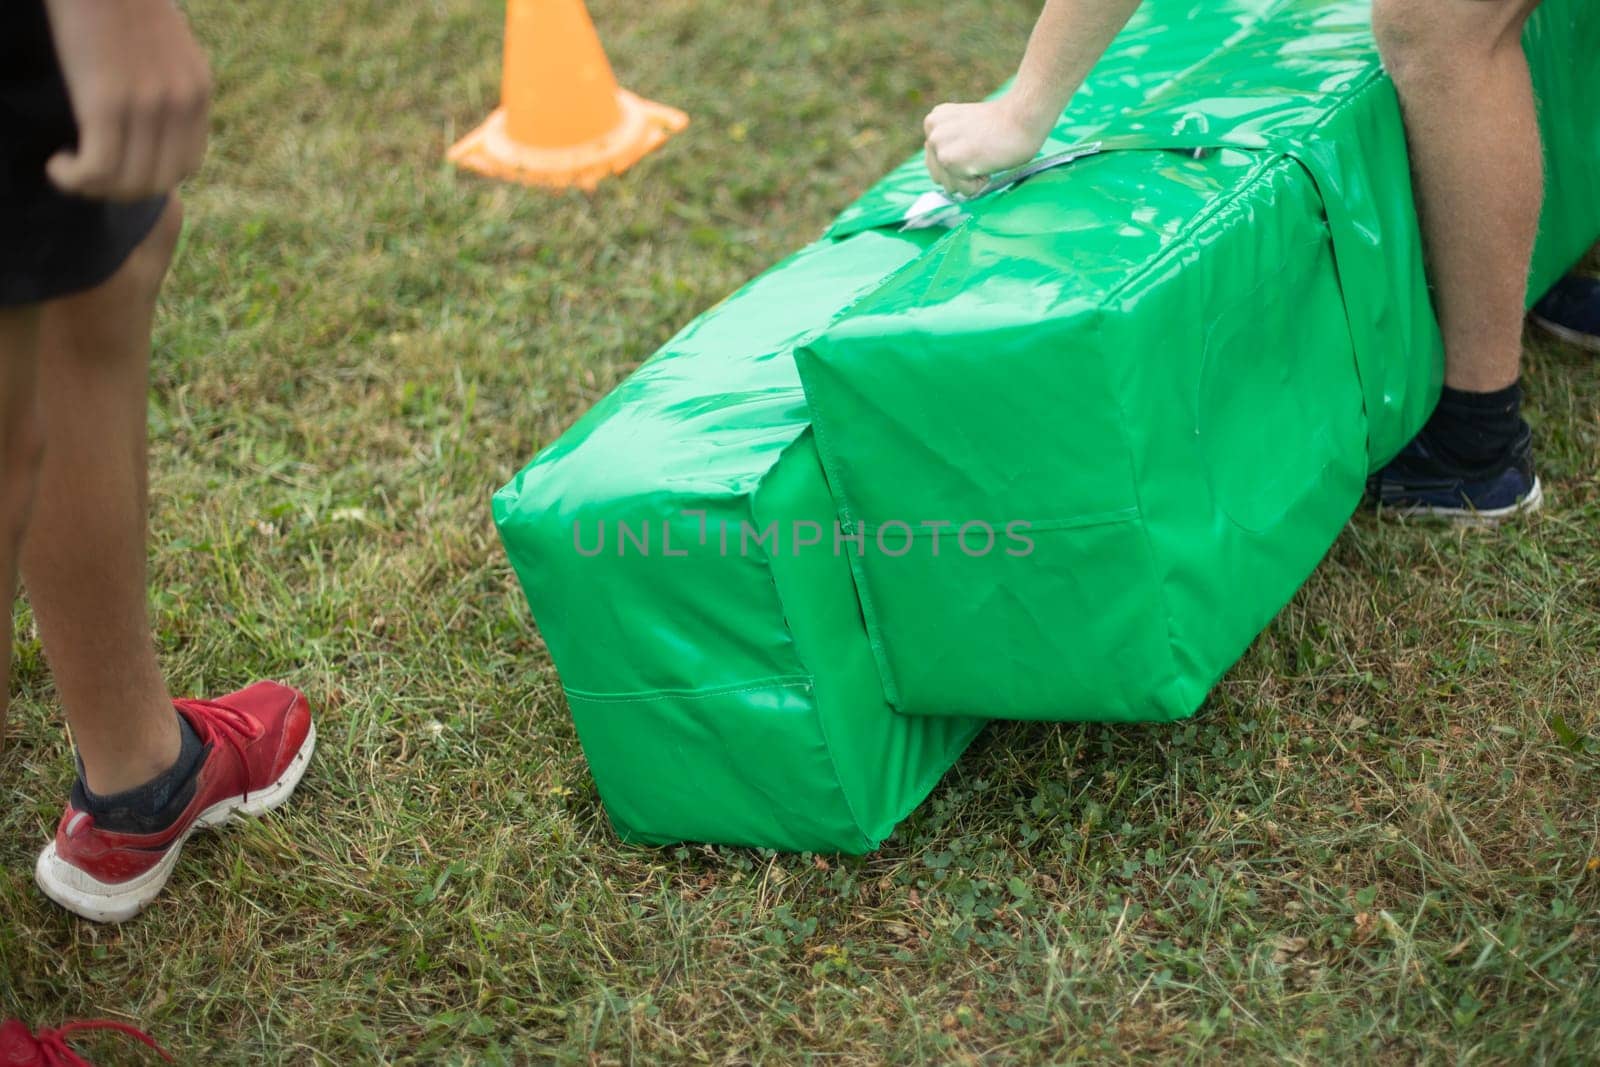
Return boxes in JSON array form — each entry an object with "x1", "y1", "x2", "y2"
[
  {"x1": 1368, "y1": 423, "x2": 1543, "y2": 524},
  {"x1": 1530, "y1": 274, "x2": 1600, "y2": 353}
]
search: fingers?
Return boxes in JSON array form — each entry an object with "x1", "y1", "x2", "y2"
[
  {"x1": 121, "y1": 100, "x2": 162, "y2": 196},
  {"x1": 939, "y1": 167, "x2": 985, "y2": 199},
  {"x1": 926, "y1": 151, "x2": 986, "y2": 198},
  {"x1": 177, "y1": 74, "x2": 211, "y2": 179},
  {"x1": 122, "y1": 76, "x2": 210, "y2": 199},
  {"x1": 943, "y1": 154, "x2": 986, "y2": 198},
  {"x1": 46, "y1": 102, "x2": 129, "y2": 198},
  {"x1": 152, "y1": 73, "x2": 211, "y2": 195},
  {"x1": 176, "y1": 57, "x2": 214, "y2": 182},
  {"x1": 923, "y1": 102, "x2": 959, "y2": 137},
  {"x1": 924, "y1": 142, "x2": 955, "y2": 195},
  {"x1": 923, "y1": 103, "x2": 991, "y2": 197},
  {"x1": 47, "y1": 71, "x2": 210, "y2": 201},
  {"x1": 924, "y1": 136, "x2": 985, "y2": 197}
]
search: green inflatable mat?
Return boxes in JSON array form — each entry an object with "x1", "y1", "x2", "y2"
[{"x1": 494, "y1": 0, "x2": 1600, "y2": 852}]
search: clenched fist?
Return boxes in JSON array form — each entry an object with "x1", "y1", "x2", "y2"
[
  {"x1": 43, "y1": 0, "x2": 212, "y2": 200},
  {"x1": 923, "y1": 95, "x2": 1052, "y2": 198}
]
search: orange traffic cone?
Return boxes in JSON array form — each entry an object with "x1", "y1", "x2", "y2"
[{"x1": 449, "y1": 0, "x2": 688, "y2": 191}]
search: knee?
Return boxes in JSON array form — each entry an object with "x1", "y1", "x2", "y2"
[
  {"x1": 1371, "y1": 0, "x2": 1452, "y2": 86},
  {"x1": 1372, "y1": 0, "x2": 1533, "y2": 85},
  {"x1": 1371, "y1": 0, "x2": 1421, "y2": 80},
  {"x1": 119, "y1": 195, "x2": 185, "y2": 300}
]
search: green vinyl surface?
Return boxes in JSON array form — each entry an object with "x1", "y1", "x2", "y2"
[{"x1": 495, "y1": 0, "x2": 1600, "y2": 849}]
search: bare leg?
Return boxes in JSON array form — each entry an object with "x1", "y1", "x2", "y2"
[
  {"x1": 1373, "y1": 0, "x2": 1545, "y2": 391},
  {"x1": 0, "y1": 306, "x2": 46, "y2": 753},
  {"x1": 20, "y1": 199, "x2": 183, "y2": 793}
]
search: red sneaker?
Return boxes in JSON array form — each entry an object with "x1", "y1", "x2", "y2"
[
  {"x1": 34, "y1": 681, "x2": 315, "y2": 923},
  {"x1": 0, "y1": 1019, "x2": 171, "y2": 1065}
]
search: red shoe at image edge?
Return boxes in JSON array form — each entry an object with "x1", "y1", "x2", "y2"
[
  {"x1": 34, "y1": 681, "x2": 316, "y2": 923},
  {"x1": 0, "y1": 1019, "x2": 171, "y2": 1066}
]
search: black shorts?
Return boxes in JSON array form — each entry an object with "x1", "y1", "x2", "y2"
[{"x1": 0, "y1": 1, "x2": 166, "y2": 308}]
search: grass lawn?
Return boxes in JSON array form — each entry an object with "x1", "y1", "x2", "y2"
[{"x1": 2, "y1": 0, "x2": 1598, "y2": 1062}]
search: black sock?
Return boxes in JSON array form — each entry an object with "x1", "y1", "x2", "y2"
[
  {"x1": 1419, "y1": 382, "x2": 1527, "y2": 474},
  {"x1": 74, "y1": 712, "x2": 209, "y2": 835}
]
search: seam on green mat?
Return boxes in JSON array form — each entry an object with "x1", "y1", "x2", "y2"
[
  {"x1": 760, "y1": 434, "x2": 875, "y2": 852},
  {"x1": 792, "y1": 224, "x2": 969, "y2": 713},
  {"x1": 800, "y1": 384, "x2": 902, "y2": 708},
  {"x1": 564, "y1": 675, "x2": 814, "y2": 705},
  {"x1": 1269, "y1": 69, "x2": 1399, "y2": 466}
]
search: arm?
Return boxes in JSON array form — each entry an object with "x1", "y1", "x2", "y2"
[
  {"x1": 924, "y1": 0, "x2": 1142, "y2": 196},
  {"x1": 42, "y1": 0, "x2": 212, "y2": 201}
]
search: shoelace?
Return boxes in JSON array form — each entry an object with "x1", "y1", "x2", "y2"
[
  {"x1": 175, "y1": 697, "x2": 264, "y2": 803},
  {"x1": 0, "y1": 1019, "x2": 173, "y2": 1066}
]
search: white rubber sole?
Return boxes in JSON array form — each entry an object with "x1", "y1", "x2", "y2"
[
  {"x1": 1381, "y1": 475, "x2": 1544, "y2": 526},
  {"x1": 35, "y1": 722, "x2": 317, "y2": 924}
]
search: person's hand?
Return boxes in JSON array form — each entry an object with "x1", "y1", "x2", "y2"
[
  {"x1": 923, "y1": 95, "x2": 1052, "y2": 198},
  {"x1": 42, "y1": 0, "x2": 212, "y2": 201}
]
